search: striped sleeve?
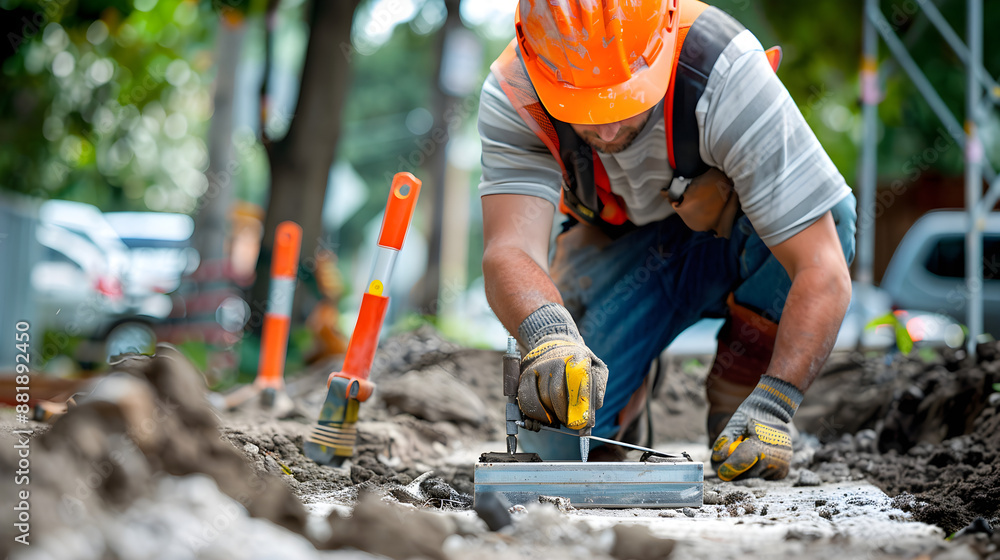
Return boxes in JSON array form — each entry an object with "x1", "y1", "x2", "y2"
[
  {"x1": 697, "y1": 31, "x2": 852, "y2": 246},
  {"x1": 477, "y1": 73, "x2": 563, "y2": 208}
]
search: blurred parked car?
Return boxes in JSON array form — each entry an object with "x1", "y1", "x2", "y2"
[
  {"x1": 30, "y1": 200, "x2": 198, "y2": 366},
  {"x1": 881, "y1": 210, "x2": 1000, "y2": 336},
  {"x1": 104, "y1": 211, "x2": 199, "y2": 318},
  {"x1": 32, "y1": 201, "x2": 131, "y2": 336}
]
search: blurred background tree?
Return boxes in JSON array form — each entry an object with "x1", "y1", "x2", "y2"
[{"x1": 0, "y1": 0, "x2": 216, "y2": 209}]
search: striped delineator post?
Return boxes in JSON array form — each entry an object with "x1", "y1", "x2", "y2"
[
  {"x1": 254, "y1": 221, "x2": 303, "y2": 393},
  {"x1": 304, "y1": 173, "x2": 422, "y2": 466}
]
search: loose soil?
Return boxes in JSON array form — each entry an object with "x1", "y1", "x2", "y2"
[{"x1": 802, "y1": 344, "x2": 1000, "y2": 534}]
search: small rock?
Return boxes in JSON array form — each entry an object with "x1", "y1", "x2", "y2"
[
  {"x1": 702, "y1": 490, "x2": 722, "y2": 505},
  {"x1": 954, "y1": 517, "x2": 994, "y2": 538},
  {"x1": 538, "y1": 495, "x2": 573, "y2": 512},
  {"x1": 681, "y1": 507, "x2": 695, "y2": 518},
  {"x1": 814, "y1": 499, "x2": 827, "y2": 507},
  {"x1": 421, "y1": 478, "x2": 455, "y2": 500},
  {"x1": 817, "y1": 506, "x2": 839, "y2": 520},
  {"x1": 474, "y1": 492, "x2": 513, "y2": 531},
  {"x1": 324, "y1": 491, "x2": 449, "y2": 560},
  {"x1": 658, "y1": 510, "x2": 680, "y2": 517},
  {"x1": 263, "y1": 455, "x2": 284, "y2": 476},
  {"x1": 611, "y1": 524, "x2": 676, "y2": 560},
  {"x1": 785, "y1": 527, "x2": 823, "y2": 541},
  {"x1": 794, "y1": 469, "x2": 821, "y2": 487},
  {"x1": 854, "y1": 429, "x2": 878, "y2": 453}
]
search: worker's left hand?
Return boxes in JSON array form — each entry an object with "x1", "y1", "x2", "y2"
[{"x1": 710, "y1": 375, "x2": 803, "y2": 481}]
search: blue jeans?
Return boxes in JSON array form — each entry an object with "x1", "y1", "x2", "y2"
[{"x1": 520, "y1": 194, "x2": 857, "y2": 459}]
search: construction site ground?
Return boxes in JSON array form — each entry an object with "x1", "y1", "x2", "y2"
[{"x1": 2, "y1": 327, "x2": 998, "y2": 560}]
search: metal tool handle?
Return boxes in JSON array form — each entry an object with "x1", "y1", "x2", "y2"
[{"x1": 503, "y1": 336, "x2": 521, "y2": 454}]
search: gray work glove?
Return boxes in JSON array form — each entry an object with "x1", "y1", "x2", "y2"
[
  {"x1": 710, "y1": 375, "x2": 803, "y2": 481},
  {"x1": 516, "y1": 304, "x2": 608, "y2": 430}
]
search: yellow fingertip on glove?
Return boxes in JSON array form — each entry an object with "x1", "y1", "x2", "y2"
[
  {"x1": 717, "y1": 453, "x2": 760, "y2": 482},
  {"x1": 727, "y1": 436, "x2": 746, "y2": 456}
]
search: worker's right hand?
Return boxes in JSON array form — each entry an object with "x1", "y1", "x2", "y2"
[{"x1": 516, "y1": 304, "x2": 608, "y2": 430}]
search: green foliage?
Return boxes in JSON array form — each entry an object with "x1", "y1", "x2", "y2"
[
  {"x1": 755, "y1": 1, "x2": 1000, "y2": 184},
  {"x1": 734, "y1": 2, "x2": 863, "y2": 181},
  {"x1": 39, "y1": 329, "x2": 82, "y2": 367},
  {"x1": 866, "y1": 312, "x2": 915, "y2": 354},
  {"x1": 0, "y1": 0, "x2": 215, "y2": 210},
  {"x1": 917, "y1": 345, "x2": 938, "y2": 363},
  {"x1": 175, "y1": 338, "x2": 210, "y2": 372},
  {"x1": 681, "y1": 358, "x2": 705, "y2": 375}
]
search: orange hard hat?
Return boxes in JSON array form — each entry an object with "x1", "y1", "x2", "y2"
[{"x1": 515, "y1": 0, "x2": 680, "y2": 125}]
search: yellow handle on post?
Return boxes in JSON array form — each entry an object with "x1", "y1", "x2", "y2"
[{"x1": 564, "y1": 357, "x2": 591, "y2": 430}]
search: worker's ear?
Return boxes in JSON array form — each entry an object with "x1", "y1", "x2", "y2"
[{"x1": 663, "y1": 169, "x2": 739, "y2": 238}]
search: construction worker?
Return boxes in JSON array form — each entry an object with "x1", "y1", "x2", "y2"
[{"x1": 479, "y1": 0, "x2": 856, "y2": 481}]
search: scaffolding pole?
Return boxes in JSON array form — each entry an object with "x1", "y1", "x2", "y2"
[
  {"x1": 966, "y1": 0, "x2": 984, "y2": 353},
  {"x1": 859, "y1": 0, "x2": 990, "y2": 350},
  {"x1": 856, "y1": 0, "x2": 880, "y2": 330}
]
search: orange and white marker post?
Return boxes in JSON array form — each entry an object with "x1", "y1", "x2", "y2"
[
  {"x1": 304, "y1": 172, "x2": 422, "y2": 465},
  {"x1": 255, "y1": 220, "x2": 303, "y2": 392}
]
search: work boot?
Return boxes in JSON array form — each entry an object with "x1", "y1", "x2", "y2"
[{"x1": 705, "y1": 295, "x2": 778, "y2": 444}]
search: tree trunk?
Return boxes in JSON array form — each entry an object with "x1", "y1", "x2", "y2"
[
  {"x1": 248, "y1": 0, "x2": 361, "y2": 336},
  {"x1": 412, "y1": 0, "x2": 465, "y2": 315},
  {"x1": 194, "y1": 15, "x2": 245, "y2": 265}
]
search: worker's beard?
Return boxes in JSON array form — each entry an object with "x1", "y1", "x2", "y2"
[{"x1": 574, "y1": 116, "x2": 650, "y2": 154}]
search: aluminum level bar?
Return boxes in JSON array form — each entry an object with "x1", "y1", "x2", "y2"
[{"x1": 474, "y1": 461, "x2": 704, "y2": 509}]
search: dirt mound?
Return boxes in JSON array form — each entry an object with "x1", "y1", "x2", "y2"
[
  {"x1": 0, "y1": 346, "x2": 311, "y2": 558},
  {"x1": 365, "y1": 327, "x2": 504, "y2": 439},
  {"x1": 805, "y1": 344, "x2": 1000, "y2": 534},
  {"x1": 811, "y1": 397, "x2": 1000, "y2": 534},
  {"x1": 0, "y1": 342, "x2": 478, "y2": 558},
  {"x1": 796, "y1": 345, "x2": 997, "y2": 445}
]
